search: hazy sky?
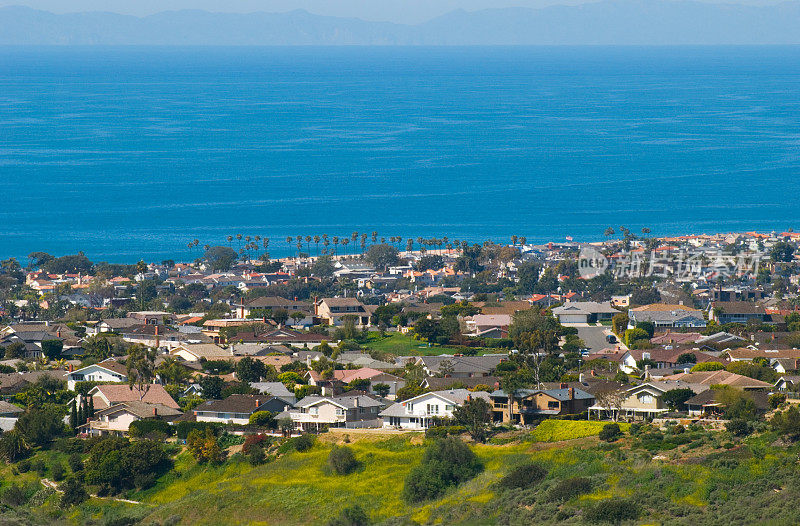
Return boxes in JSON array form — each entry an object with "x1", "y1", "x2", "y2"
[{"x1": 1, "y1": 0, "x2": 784, "y2": 24}]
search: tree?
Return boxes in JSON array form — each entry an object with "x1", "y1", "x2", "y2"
[
  {"x1": 662, "y1": 388, "x2": 695, "y2": 411},
  {"x1": 59, "y1": 477, "x2": 88, "y2": 508},
  {"x1": 126, "y1": 345, "x2": 156, "y2": 400},
  {"x1": 311, "y1": 255, "x2": 335, "y2": 278},
  {"x1": 199, "y1": 375, "x2": 225, "y2": 399},
  {"x1": 415, "y1": 255, "x2": 444, "y2": 271},
  {"x1": 453, "y1": 398, "x2": 492, "y2": 443},
  {"x1": 249, "y1": 410, "x2": 275, "y2": 427},
  {"x1": 187, "y1": 427, "x2": 224, "y2": 464},
  {"x1": 327, "y1": 505, "x2": 369, "y2": 526},
  {"x1": 236, "y1": 357, "x2": 266, "y2": 383},
  {"x1": 41, "y1": 339, "x2": 63, "y2": 360},
  {"x1": 403, "y1": 438, "x2": 483, "y2": 503},
  {"x1": 0, "y1": 430, "x2": 29, "y2": 462},
  {"x1": 599, "y1": 423, "x2": 622, "y2": 442},
  {"x1": 327, "y1": 445, "x2": 359, "y2": 475},
  {"x1": 497, "y1": 463, "x2": 547, "y2": 490},
  {"x1": 364, "y1": 244, "x2": 399, "y2": 270},
  {"x1": 204, "y1": 246, "x2": 238, "y2": 271},
  {"x1": 692, "y1": 362, "x2": 725, "y2": 372},
  {"x1": 771, "y1": 406, "x2": 800, "y2": 440},
  {"x1": 5, "y1": 342, "x2": 25, "y2": 359},
  {"x1": 634, "y1": 321, "x2": 655, "y2": 338},
  {"x1": 624, "y1": 328, "x2": 650, "y2": 348},
  {"x1": 771, "y1": 241, "x2": 795, "y2": 263},
  {"x1": 372, "y1": 383, "x2": 391, "y2": 398},
  {"x1": 676, "y1": 353, "x2": 697, "y2": 365},
  {"x1": 15, "y1": 406, "x2": 65, "y2": 447}
]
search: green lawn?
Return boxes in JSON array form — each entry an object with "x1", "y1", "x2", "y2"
[{"x1": 362, "y1": 333, "x2": 503, "y2": 356}]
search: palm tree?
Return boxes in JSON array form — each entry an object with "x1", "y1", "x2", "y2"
[
  {"x1": 519, "y1": 236, "x2": 527, "y2": 246},
  {"x1": 236, "y1": 233, "x2": 243, "y2": 248},
  {"x1": 342, "y1": 238, "x2": 350, "y2": 253},
  {"x1": 333, "y1": 236, "x2": 339, "y2": 255},
  {"x1": 227, "y1": 235, "x2": 234, "y2": 246},
  {"x1": 371, "y1": 231, "x2": 378, "y2": 244},
  {"x1": 305, "y1": 236, "x2": 312, "y2": 253},
  {"x1": 511, "y1": 235, "x2": 518, "y2": 246},
  {"x1": 406, "y1": 239, "x2": 413, "y2": 252},
  {"x1": 314, "y1": 235, "x2": 321, "y2": 255}
]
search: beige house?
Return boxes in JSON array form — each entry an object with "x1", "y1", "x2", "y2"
[
  {"x1": 82, "y1": 401, "x2": 182, "y2": 437},
  {"x1": 589, "y1": 381, "x2": 693, "y2": 421},
  {"x1": 288, "y1": 394, "x2": 382, "y2": 431},
  {"x1": 315, "y1": 298, "x2": 372, "y2": 327}
]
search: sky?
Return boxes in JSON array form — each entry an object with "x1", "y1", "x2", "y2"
[{"x1": 0, "y1": 0, "x2": 785, "y2": 24}]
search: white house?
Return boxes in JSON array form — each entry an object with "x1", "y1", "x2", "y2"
[
  {"x1": 82, "y1": 401, "x2": 182, "y2": 437},
  {"x1": 380, "y1": 389, "x2": 491, "y2": 430},
  {"x1": 65, "y1": 359, "x2": 128, "y2": 391},
  {"x1": 288, "y1": 395, "x2": 382, "y2": 432}
]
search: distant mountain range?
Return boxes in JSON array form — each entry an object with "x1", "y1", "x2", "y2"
[{"x1": 4, "y1": 1, "x2": 800, "y2": 45}]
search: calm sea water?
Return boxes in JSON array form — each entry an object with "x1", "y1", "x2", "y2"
[{"x1": 2, "y1": 46, "x2": 800, "y2": 263}]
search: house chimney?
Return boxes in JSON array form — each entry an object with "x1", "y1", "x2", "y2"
[
  {"x1": 256, "y1": 399, "x2": 260, "y2": 408},
  {"x1": 644, "y1": 364, "x2": 651, "y2": 380},
  {"x1": 153, "y1": 407, "x2": 157, "y2": 416},
  {"x1": 68, "y1": 364, "x2": 74, "y2": 372},
  {"x1": 684, "y1": 367, "x2": 690, "y2": 374},
  {"x1": 353, "y1": 397, "x2": 359, "y2": 408},
  {"x1": 578, "y1": 373, "x2": 584, "y2": 382},
  {"x1": 568, "y1": 387, "x2": 574, "y2": 400},
  {"x1": 560, "y1": 383, "x2": 568, "y2": 389},
  {"x1": 590, "y1": 369, "x2": 596, "y2": 377}
]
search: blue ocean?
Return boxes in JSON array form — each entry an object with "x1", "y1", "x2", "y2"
[{"x1": 2, "y1": 46, "x2": 800, "y2": 262}]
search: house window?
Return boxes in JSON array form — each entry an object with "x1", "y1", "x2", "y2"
[
  {"x1": 548, "y1": 401, "x2": 559, "y2": 409},
  {"x1": 426, "y1": 404, "x2": 439, "y2": 415},
  {"x1": 336, "y1": 408, "x2": 345, "y2": 416},
  {"x1": 310, "y1": 407, "x2": 318, "y2": 415},
  {"x1": 638, "y1": 394, "x2": 653, "y2": 404},
  {"x1": 445, "y1": 405, "x2": 454, "y2": 411}
]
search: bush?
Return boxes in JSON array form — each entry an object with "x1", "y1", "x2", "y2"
[
  {"x1": 16, "y1": 459, "x2": 31, "y2": 473},
  {"x1": 294, "y1": 434, "x2": 315, "y2": 452},
  {"x1": 548, "y1": 476, "x2": 593, "y2": 502},
  {"x1": 497, "y1": 463, "x2": 547, "y2": 490},
  {"x1": 585, "y1": 498, "x2": 640, "y2": 523},
  {"x1": 249, "y1": 410, "x2": 275, "y2": 427},
  {"x1": 769, "y1": 393, "x2": 787, "y2": 409},
  {"x1": 248, "y1": 446, "x2": 267, "y2": 466},
  {"x1": 129, "y1": 419, "x2": 174, "y2": 438},
  {"x1": 328, "y1": 446, "x2": 359, "y2": 475},
  {"x1": 68, "y1": 453, "x2": 84, "y2": 473},
  {"x1": 726, "y1": 419, "x2": 752, "y2": 437},
  {"x1": 403, "y1": 437, "x2": 482, "y2": 502},
  {"x1": 1, "y1": 484, "x2": 28, "y2": 507},
  {"x1": 51, "y1": 462, "x2": 66, "y2": 482},
  {"x1": 599, "y1": 423, "x2": 622, "y2": 442},
  {"x1": 242, "y1": 434, "x2": 272, "y2": 454},
  {"x1": 60, "y1": 477, "x2": 88, "y2": 508},
  {"x1": 175, "y1": 421, "x2": 222, "y2": 440},
  {"x1": 327, "y1": 504, "x2": 369, "y2": 526},
  {"x1": 84, "y1": 437, "x2": 172, "y2": 494}
]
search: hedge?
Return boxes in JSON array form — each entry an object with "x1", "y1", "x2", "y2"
[
  {"x1": 129, "y1": 420, "x2": 174, "y2": 438},
  {"x1": 175, "y1": 421, "x2": 222, "y2": 440}
]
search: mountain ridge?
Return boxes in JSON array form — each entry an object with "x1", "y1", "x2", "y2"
[{"x1": 4, "y1": 1, "x2": 800, "y2": 45}]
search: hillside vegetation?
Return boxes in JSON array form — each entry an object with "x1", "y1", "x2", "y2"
[{"x1": 3, "y1": 420, "x2": 800, "y2": 525}]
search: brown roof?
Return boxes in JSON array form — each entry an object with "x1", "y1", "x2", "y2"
[
  {"x1": 631, "y1": 303, "x2": 698, "y2": 312},
  {"x1": 659, "y1": 370, "x2": 772, "y2": 389},
  {"x1": 91, "y1": 384, "x2": 179, "y2": 410},
  {"x1": 193, "y1": 394, "x2": 275, "y2": 414},
  {"x1": 725, "y1": 348, "x2": 800, "y2": 361},
  {"x1": 713, "y1": 301, "x2": 766, "y2": 314}
]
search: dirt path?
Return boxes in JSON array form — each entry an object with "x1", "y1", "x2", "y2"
[{"x1": 40, "y1": 479, "x2": 146, "y2": 505}]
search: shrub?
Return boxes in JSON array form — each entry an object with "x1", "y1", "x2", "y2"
[
  {"x1": 497, "y1": 463, "x2": 547, "y2": 490},
  {"x1": 403, "y1": 437, "x2": 483, "y2": 502},
  {"x1": 629, "y1": 423, "x2": 643, "y2": 436},
  {"x1": 327, "y1": 504, "x2": 369, "y2": 526},
  {"x1": 771, "y1": 406, "x2": 800, "y2": 440},
  {"x1": 248, "y1": 446, "x2": 267, "y2": 466},
  {"x1": 769, "y1": 393, "x2": 787, "y2": 409},
  {"x1": 585, "y1": 498, "x2": 640, "y2": 523},
  {"x1": 548, "y1": 476, "x2": 593, "y2": 502},
  {"x1": 242, "y1": 434, "x2": 272, "y2": 455},
  {"x1": 16, "y1": 459, "x2": 31, "y2": 473},
  {"x1": 328, "y1": 446, "x2": 359, "y2": 475},
  {"x1": 187, "y1": 428, "x2": 224, "y2": 464},
  {"x1": 175, "y1": 421, "x2": 222, "y2": 440},
  {"x1": 249, "y1": 410, "x2": 275, "y2": 427},
  {"x1": 599, "y1": 423, "x2": 622, "y2": 442},
  {"x1": 294, "y1": 434, "x2": 315, "y2": 452},
  {"x1": 692, "y1": 362, "x2": 725, "y2": 372},
  {"x1": 60, "y1": 477, "x2": 88, "y2": 508},
  {"x1": 1, "y1": 484, "x2": 28, "y2": 507},
  {"x1": 68, "y1": 453, "x2": 83, "y2": 473},
  {"x1": 51, "y1": 462, "x2": 66, "y2": 482},
  {"x1": 726, "y1": 419, "x2": 752, "y2": 437},
  {"x1": 83, "y1": 437, "x2": 172, "y2": 494},
  {"x1": 129, "y1": 419, "x2": 173, "y2": 438}
]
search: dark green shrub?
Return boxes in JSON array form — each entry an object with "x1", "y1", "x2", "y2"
[
  {"x1": 59, "y1": 477, "x2": 88, "y2": 508},
  {"x1": 327, "y1": 504, "x2": 369, "y2": 526},
  {"x1": 175, "y1": 421, "x2": 222, "y2": 440},
  {"x1": 68, "y1": 453, "x2": 83, "y2": 473},
  {"x1": 599, "y1": 423, "x2": 622, "y2": 442},
  {"x1": 294, "y1": 434, "x2": 315, "y2": 452},
  {"x1": 403, "y1": 437, "x2": 482, "y2": 502},
  {"x1": 248, "y1": 446, "x2": 266, "y2": 466},
  {"x1": 328, "y1": 446, "x2": 358, "y2": 475},
  {"x1": 1, "y1": 484, "x2": 28, "y2": 507},
  {"x1": 629, "y1": 423, "x2": 643, "y2": 436},
  {"x1": 585, "y1": 498, "x2": 640, "y2": 523},
  {"x1": 726, "y1": 419, "x2": 751, "y2": 437},
  {"x1": 51, "y1": 462, "x2": 65, "y2": 482},
  {"x1": 497, "y1": 463, "x2": 547, "y2": 490},
  {"x1": 129, "y1": 419, "x2": 173, "y2": 438},
  {"x1": 548, "y1": 476, "x2": 593, "y2": 501},
  {"x1": 16, "y1": 459, "x2": 31, "y2": 473}
]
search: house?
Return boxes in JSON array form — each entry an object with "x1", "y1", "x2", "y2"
[
  {"x1": 88, "y1": 317, "x2": 142, "y2": 335},
  {"x1": 724, "y1": 348, "x2": 800, "y2": 363},
  {"x1": 170, "y1": 343, "x2": 234, "y2": 363},
  {"x1": 658, "y1": 370, "x2": 773, "y2": 392},
  {"x1": 618, "y1": 349, "x2": 718, "y2": 374},
  {"x1": 194, "y1": 394, "x2": 292, "y2": 425},
  {"x1": 380, "y1": 389, "x2": 491, "y2": 430},
  {"x1": 628, "y1": 304, "x2": 707, "y2": 328},
  {"x1": 649, "y1": 332, "x2": 705, "y2": 346},
  {"x1": 250, "y1": 382, "x2": 297, "y2": 404},
  {"x1": 0, "y1": 400, "x2": 24, "y2": 432},
  {"x1": 201, "y1": 319, "x2": 252, "y2": 343},
  {"x1": 694, "y1": 331, "x2": 746, "y2": 347},
  {"x1": 289, "y1": 394, "x2": 383, "y2": 431},
  {"x1": 588, "y1": 381, "x2": 693, "y2": 421},
  {"x1": 422, "y1": 376, "x2": 501, "y2": 392},
  {"x1": 127, "y1": 311, "x2": 175, "y2": 325},
  {"x1": 685, "y1": 389, "x2": 769, "y2": 418},
  {"x1": 771, "y1": 358, "x2": 800, "y2": 374},
  {"x1": 774, "y1": 375, "x2": 800, "y2": 392},
  {"x1": 232, "y1": 296, "x2": 309, "y2": 318},
  {"x1": 551, "y1": 301, "x2": 618, "y2": 324},
  {"x1": 65, "y1": 359, "x2": 128, "y2": 391},
  {"x1": 232, "y1": 328, "x2": 328, "y2": 349},
  {"x1": 82, "y1": 401, "x2": 182, "y2": 437},
  {"x1": 315, "y1": 298, "x2": 372, "y2": 327},
  {"x1": 305, "y1": 368, "x2": 406, "y2": 398},
  {"x1": 709, "y1": 301, "x2": 768, "y2": 325},
  {"x1": 489, "y1": 386, "x2": 594, "y2": 424},
  {"x1": 415, "y1": 354, "x2": 507, "y2": 378},
  {"x1": 463, "y1": 314, "x2": 511, "y2": 338},
  {"x1": 84, "y1": 383, "x2": 180, "y2": 411}
]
